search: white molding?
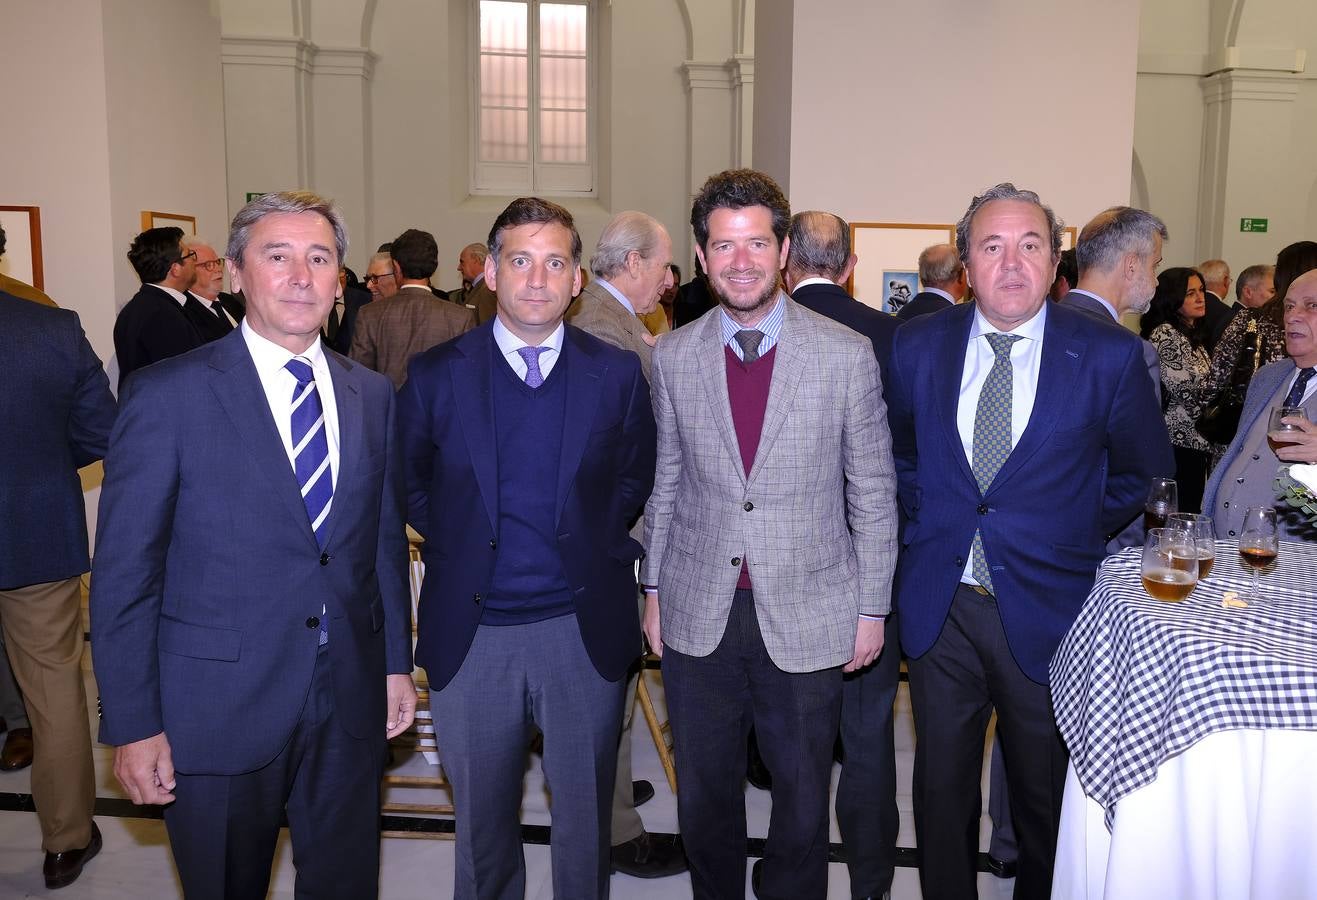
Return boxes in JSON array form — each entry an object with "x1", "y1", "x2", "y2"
[
  {"x1": 220, "y1": 35, "x2": 315, "y2": 73},
  {"x1": 683, "y1": 60, "x2": 732, "y2": 92},
  {"x1": 313, "y1": 45, "x2": 377, "y2": 79},
  {"x1": 1137, "y1": 51, "x2": 1209, "y2": 76},
  {"x1": 1206, "y1": 46, "x2": 1307, "y2": 77},
  {"x1": 1201, "y1": 71, "x2": 1301, "y2": 106},
  {"x1": 726, "y1": 53, "x2": 754, "y2": 87}
]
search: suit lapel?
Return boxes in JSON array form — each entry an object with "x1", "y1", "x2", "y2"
[
  {"x1": 556, "y1": 329, "x2": 605, "y2": 522},
  {"x1": 746, "y1": 299, "x2": 806, "y2": 487},
  {"x1": 699, "y1": 310, "x2": 746, "y2": 486},
  {"x1": 937, "y1": 306, "x2": 977, "y2": 487},
  {"x1": 317, "y1": 350, "x2": 362, "y2": 551},
  {"x1": 452, "y1": 330, "x2": 500, "y2": 533}
]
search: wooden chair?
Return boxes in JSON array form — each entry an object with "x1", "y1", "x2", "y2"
[{"x1": 636, "y1": 654, "x2": 677, "y2": 793}]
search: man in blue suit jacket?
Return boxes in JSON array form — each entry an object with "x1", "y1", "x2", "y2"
[
  {"x1": 0, "y1": 291, "x2": 116, "y2": 888},
  {"x1": 886, "y1": 184, "x2": 1171, "y2": 900},
  {"x1": 91, "y1": 192, "x2": 415, "y2": 900},
  {"x1": 398, "y1": 197, "x2": 656, "y2": 900}
]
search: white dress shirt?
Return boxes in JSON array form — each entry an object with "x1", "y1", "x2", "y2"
[
  {"x1": 492, "y1": 317, "x2": 565, "y2": 382},
  {"x1": 153, "y1": 283, "x2": 189, "y2": 307},
  {"x1": 924, "y1": 286, "x2": 956, "y2": 304},
  {"x1": 956, "y1": 302, "x2": 1048, "y2": 582},
  {"x1": 241, "y1": 319, "x2": 340, "y2": 490}
]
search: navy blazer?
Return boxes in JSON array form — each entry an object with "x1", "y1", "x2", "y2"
[
  {"x1": 0, "y1": 292, "x2": 116, "y2": 588},
  {"x1": 112, "y1": 283, "x2": 205, "y2": 388},
  {"x1": 397, "y1": 322, "x2": 657, "y2": 691},
  {"x1": 895, "y1": 290, "x2": 953, "y2": 322},
  {"x1": 90, "y1": 328, "x2": 412, "y2": 773},
  {"x1": 791, "y1": 281, "x2": 898, "y2": 400},
  {"x1": 886, "y1": 301, "x2": 1172, "y2": 683}
]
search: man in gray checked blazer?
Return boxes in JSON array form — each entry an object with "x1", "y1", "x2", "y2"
[{"x1": 641, "y1": 169, "x2": 898, "y2": 900}]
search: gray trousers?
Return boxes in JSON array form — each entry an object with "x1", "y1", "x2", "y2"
[{"x1": 433, "y1": 613, "x2": 625, "y2": 900}]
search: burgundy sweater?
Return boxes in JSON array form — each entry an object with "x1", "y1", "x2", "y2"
[{"x1": 724, "y1": 344, "x2": 777, "y2": 589}]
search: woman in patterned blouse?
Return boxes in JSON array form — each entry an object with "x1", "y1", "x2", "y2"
[{"x1": 1141, "y1": 267, "x2": 1212, "y2": 511}]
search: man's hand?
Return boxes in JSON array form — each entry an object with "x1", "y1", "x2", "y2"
[
  {"x1": 844, "y1": 617, "x2": 886, "y2": 673},
  {"x1": 640, "y1": 331, "x2": 657, "y2": 348},
  {"x1": 385, "y1": 674, "x2": 418, "y2": 739},
  {"x1": 642, "y1": 591, "x2": 662, "y2": 658},
  {"x1": 113, "y1": 732, "x2": 176, "y2": 805},
  {"x1": 1276, "y1": 416, "x2": 1317, "y2": 464}
]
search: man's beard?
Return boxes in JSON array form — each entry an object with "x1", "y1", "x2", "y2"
[{"x1": 711, "y1": 270, "x2": 780, "y2": 318}]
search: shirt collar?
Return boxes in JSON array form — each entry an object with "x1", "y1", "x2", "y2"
[
  {"x1": 491, "y1": 315, "x2": 565, "y2": 356},
  {"x1": 471, "y1": 272, "x2": 485, "y2": 287},
  {"x1": 720, "y1": 292, "x2": 786, "y2": 345},
  {"x1": 968, "y1": 300, "x2": 1048, "y2": 343},
  {"x1": 925, "y1": 286, "x2": 955, "y2": 303},
  {"x1": 793, "y1": 276, "x2": 836, "y2": 290},
  {"x1": 153, "y1": 283, "x2": 188, "y2": 306},
  {"x1": 189, "y1": 289, "x2": 220, "y2": 304},
  {"x1": 1067, "y1": 288, "x2": 1119, "y2": 321},
  {"x1": 241, "y1": 317, "x2": 328, "y2": 379},
  {"x1": 594, "y1": 278, "x2": 638, "y2": 317}
]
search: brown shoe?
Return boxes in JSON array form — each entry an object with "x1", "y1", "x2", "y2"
[
  {"x1": 0, "y1": 727, "x2": 33, "y2": 770},
  {"x1": 44, "y1": 822, "x2": 102, "y2": 889}
]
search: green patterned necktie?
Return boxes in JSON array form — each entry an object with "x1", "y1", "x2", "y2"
[{"x1": 970, "y1": 332, "x2": 1022, "y2": 592}]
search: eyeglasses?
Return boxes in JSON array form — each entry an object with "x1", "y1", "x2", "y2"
[
  {"x1": 364, "y1": 272, "x2": 396, "y2": 284},
  {"x1": 196, "y1": 258, "x2": 225, "y2": 272},
  {"x1": 176, "y1": 250, "x2": 198, "y2": 265}
]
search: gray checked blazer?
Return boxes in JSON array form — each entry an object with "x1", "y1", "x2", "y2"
[{"x1": 641, "y1": 295, "x2": 898, "y2": 673}]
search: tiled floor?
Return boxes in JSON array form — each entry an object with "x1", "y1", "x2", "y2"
[{"x1": 0, "y1": 665, "x2": 1014, "y2": 899}]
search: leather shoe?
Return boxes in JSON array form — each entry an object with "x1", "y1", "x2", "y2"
[
  {"x1": 0, "y1": 727, "x2": 33, "y2": 770},
  {"x1": 632, "y1": 779, "x2": 655, "y2": 807},
  {"x1": 610, "y1": 831, "x2": 687, "y2": 878},
  {"x1": 986, "y1": 854, "x2": 1018, "y2": 879},
  {"x1": 44, "y1": 822, "x2": 102, "y2": 889}
]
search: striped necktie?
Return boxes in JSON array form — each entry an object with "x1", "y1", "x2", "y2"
[{"x1": 287, "y1": 357, "x2": 331, "y2": 644}]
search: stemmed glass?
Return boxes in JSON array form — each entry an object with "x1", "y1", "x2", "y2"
[
  {"x1": 1237, "y1": 506, "x2": 1279, "y2": 602},
  {"x1": 1168, "y1": 513, "x2": 1216, "y2": 582},
  {"x1": 1145, "y1": 477, "x2": 1178, "y2": 531},
  {"x1": 1141, "y1": 527, "x2": 1198, "y2": 603},
  {"x1": 1267, "y1": 407, "x2": 1310, "y2": 455}
]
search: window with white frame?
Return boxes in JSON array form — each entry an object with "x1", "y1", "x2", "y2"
[{"x1": 474, "y1": 0, "x2": 593, "y2": 195}]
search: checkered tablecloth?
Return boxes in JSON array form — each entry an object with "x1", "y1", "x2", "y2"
[{"x1": 1050, "y1": 540, "x2": 1317, "y2": 827}]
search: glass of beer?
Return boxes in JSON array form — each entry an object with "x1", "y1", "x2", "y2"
[
  {"x1": 1144, "y1": 477, "x2": 1178, "y2": 531},
  {"x1": 1267, "y1": 406, "x2": 1309, "y2": 455},
  {"x1": 1141, "y1": 527, "x2": 1198, "y2": 602},
  {"x1": 1168, "y1": 512, "x2": 1216, "y2": 581},
  {"x1": 1238, "y1": 506, "x2": 1279, "y2": 601}
]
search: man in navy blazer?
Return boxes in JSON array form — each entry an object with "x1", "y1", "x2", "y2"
[
  {"x1": 397, "y1": 198, "x2": 656, "y2": 899},
  {"x1": 91, "y1": 191, "x2": 415, "y2": 900},
  {"x1": 886, "y1": 184, "x2": 1171, "y2": 900},
  {"x1": 896, "y1": 243, "x2": 966, "y2": 322},
  {"x1": 0, "y1": 291, "x2": 116, "y2": 888},
  {"x1": 113, "y1": 226, "x2": 205, "y2": 388}
]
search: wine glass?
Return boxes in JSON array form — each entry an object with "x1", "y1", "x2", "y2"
[
  {"x1": 1237, "y1": 506, "x2": 1279, "y2": 601},
  {"x1": 1144, "y1": 477, "x2": 1178, "y2": 531},
  {"x1": 1168, "y1": 512, "x2": 1216, "y2": 581},
  {"x1": 1267, "y1": 406, "x2": 1310, "y2": 455},
  {"x1": 1141, "y1": 527, "x2": 1198, "y2": 603}
]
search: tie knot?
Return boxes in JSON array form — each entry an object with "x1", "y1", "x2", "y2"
[
  {"x1": 734, "y1": 329, "x2": 765, "y2": 362},
  {"x1": 985, "y1": 332, "x2": 1022, "y2": 359},
  {"x1": 515, "y1": 346, "x2": 547, "y2": 368},
  {"x1": 285, "y1": 357, "x2": 314, "y2": 385}
]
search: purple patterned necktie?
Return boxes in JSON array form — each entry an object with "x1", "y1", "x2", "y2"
[{"x1": 516, "y1": 346, "x2": 548, "y2": 388}]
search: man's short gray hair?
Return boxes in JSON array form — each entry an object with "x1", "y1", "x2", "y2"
[
  {"x1": 369, "y1": 250, "x2": 393, "y2": 268},
  {"x1": 1235, "y1": 263, "x2": 1274, "y2": 301},
  {"x1": 918, "y1": 243, "x2": 963, "y2": 286},
  {"x1": 1198, "y1": 258, "x2": 1229, "y2": 286},
  {"x1": 785, "y1": 211, "x2": 851, "y2": 280},
  {"x1": 590, "y1": 211, "x2": 667, "y2": 279},
  {"x1": 461, "y1": 242, "x2": 488, "y2": 263},
  {"x1": 1075, "y1": 206, "x2": 1168, "y2": 277},
  {"x1": 955, "y1": 183, "x2": 1063, "y2": 266},
  {"x1": 227, "y1": 191, "x2": 347, "y2": 270}
]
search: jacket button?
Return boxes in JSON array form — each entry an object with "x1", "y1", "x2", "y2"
[
  {"x1": 1252, "y1": 454, "x2": 1260, "y2": 461},
  {"x1": 955, "y1": 556, "x2": 964, "y2": 567},
  {"x1": 490, "y1": 539, "x2": 497, "y2": 550},
  {"x1": 977, "y1": 504, "x2": 988, "y2": 515},
  {"x1": 1228, "y1": 530, "x2": 1236, "y2": 537},
  {"x1": 306, "y1": 616, "x2": 319, "y2": 629},
  {"x1": 1236, "y1": 477, "x2": 1245, "y2": 484},
  {"x1": 319, "y1": 553, "x2": 330, "y2": 566},
  {"x1": 1223, "y1": 501, "x2": 1230, "y2": 508},
  {"x1": 731, "y1": 557, "x2": 742, "y2": 567},
  {"x1": 473, "y1": 593, "x2": 482, "y2": 605},
  {"x1": 743, "y1": 501, "x2": 754, "y2": 512}
]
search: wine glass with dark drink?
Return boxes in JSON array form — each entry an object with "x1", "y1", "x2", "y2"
[
  {"x1": 1168, "y1": 512, "x2": 1215, "y2": 581},
  {"x1": 1141, "y1": 527, "x2": 1198, "y2": 602},
  {"x1": 1237, "y1": 506, "x2": 1279, "y2": 602},
  {"x1": 1267, "y1": 406, "x2": 1309, "y2": 455},
  {"x1": 1144, "y1": 477, "x2": 1178, "y2": 531}
]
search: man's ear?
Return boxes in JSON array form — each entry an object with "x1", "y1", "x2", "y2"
[
  {"x1": 227, "y1": 259, "x2": 243, "y2": 295},
  {"x1": 392, "y1": 260, "x2": 403, "y2": 280},
  {"x1": 483, "y1": 254, "x2": 498, "y2": 293},
  {"x1": 837, "y1": 253, "x2": 858, "y2": 286}
]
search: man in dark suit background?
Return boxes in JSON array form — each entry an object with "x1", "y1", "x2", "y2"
[
  {"x1": 397, "y1": 198, "x2": 656, "y2": 899},
  {"x1": 886, "y1": 183, "x2": 1171, "y2": 899},
  {"x1": 1198, "y1": 258, "x2": 1235, "y2": 350},
  {"x1": 113, "y1": 226, "x2": 204, "y2": 388},
  {"x1": 0, "y1": 291, "x2": 116, "y2": 889},
  {"x1": 184, "y1": 239, "x2": 243, "y2": 341},
  {"x1": 897, "y1": 242, "x2": 966, "y2": 322},
  {"x1": 785, "y1": 209, "x2": 901, "y2": 900},
  {"x1": 91, "y1": 191, "x2": 416, "y2": 900}
]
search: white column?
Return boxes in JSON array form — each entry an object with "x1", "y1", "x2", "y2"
[
  {"x1": 310, "y1": 46, "x2": 377, "y2": 258},
  {"x1": 727, "y1": 54, "x2": 755, "y2": 168}
]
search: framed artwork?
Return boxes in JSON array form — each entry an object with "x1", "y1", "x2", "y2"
[
  {"x1": 141, "y1": 210, "x2": 197, "y2": 234},
  {"x1": 1060, "y1": 225, "x2": 1077, "y2": 251},
  {"x1": 0, "y1": 205, "x2": 44, "y2": 290},
  {"x1": 849, "y1": 222, "x2": 956, "y2": 311}
]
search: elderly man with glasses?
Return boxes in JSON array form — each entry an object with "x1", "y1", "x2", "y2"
[{"x1": 183, "y1": 240, "x2": 245, "y2": 342}]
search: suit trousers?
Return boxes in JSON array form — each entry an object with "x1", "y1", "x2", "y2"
[
  {"x1": 0, "y1": 629, "x2": 30, "y2": 728},
  {"x1": 907, "y1": 584, "x2": 1067, "y2": 900},
  {"x1": 0, "y1": 577, "x2": 95, "y2": 852},
  {"x1": 836, "y1": 610, "x2": 902, "y2": 898},
  {"x1": 663, "y1": 589, "x2": 842, "y2": 900},
  {"x1": 163, "y1": 644, "x2": 384, "y2": 900},
  {"x1": 431, "y1": 613, "x2": 625, "y2": 900}
]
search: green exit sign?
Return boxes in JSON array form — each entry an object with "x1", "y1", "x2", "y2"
[
  {"x1": 245, "y1": 192, "x2": 266, "y2": 202},
  {"x1": 1240, "y1": 217, "x2": 1269, "y2": 233}
]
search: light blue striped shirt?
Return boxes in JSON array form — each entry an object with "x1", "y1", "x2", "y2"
[
  {"x1": 720, "y1": 293, "x2": 786, "y2": 360},
  {"x1": 594, "y1": 278, "x2": 638, "y2": 317}
]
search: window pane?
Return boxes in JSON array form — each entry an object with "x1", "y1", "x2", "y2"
[
  {"x1": 539, "y1": 56, "x2": 586, "y2": 110},
  {"x1": 540, "y1": 3, "x2": 586, "y2": 55},
  {"x1": 482, "y1": 107, "x2": 530, "y2": 162},
  {"x1": 539, "y1": 109, "x2": 587, "y2": 163},
  {"x1": 480, "y1": 54, "x2": 528, "y2": 108},
  {"x1": 480, "y1": 1, "x2": 527, "y2": 53}
]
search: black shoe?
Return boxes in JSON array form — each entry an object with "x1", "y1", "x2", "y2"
[
  {"x1": 751, "y1": 858, "x2": 764, "y2": 898},
  {"x1": 986, "y1": 854, "x2": 1018, "y2": 879},
  {"x1": 44, "y1": 822, "x2": 102, "y2": 889},
  {"x1": 610, "y1": 832, "x2": 687, "y2": 878},
  {"x1": 632, "y1": 779, "x2": 655, "y2": 807}
]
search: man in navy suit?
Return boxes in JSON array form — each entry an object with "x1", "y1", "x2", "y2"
[
  {"x1": 91, "y1": 191, "x2": 415, "y2": 900},
  {"x1": 0, "y1": 291, "x2": 116, "y2": 888},
  {"x1": 886, "y1": 183, "x2": 1170, "y2": 900},
  {"x1": 113, "y1": 226, "x2": 205, "y2": 388},
  {"x1": 397, "y1": 197, "x2": 656, "y2": 899},
  {"x1": 897, "y1": 243, "x2": 966, "y2": 322}
]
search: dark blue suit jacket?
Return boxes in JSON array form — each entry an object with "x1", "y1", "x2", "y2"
[
  {"x1": 791, "y1": 281, "x2": 898, "y2": 400},
  {"x1": 90, "y1": 327, "x2": 412, "y2": 773},
  {"x1": 0, "y1": 292, "x2": 116, "y2": 589},
  {"x1": 895, "y1": 290, "x2": 953, "y2": 322},
  {"x1": 397, "y1": 322, "x2": 657, "y2": 691},
  {"x1": 113, "y1": 283, "x2": 205, "y2": 389},
  {"x1": 886, "y1": 302, "x2": 1172, "y2": 683}
]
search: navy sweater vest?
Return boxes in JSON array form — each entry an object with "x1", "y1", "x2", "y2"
[{"x1": 484, "y1": 342, "x2": 574, "y2": 624}]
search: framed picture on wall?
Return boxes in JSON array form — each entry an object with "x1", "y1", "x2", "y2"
[
  {"x1": 0, "y1": 204, "x2": 44, "y2": 290},
  {"x1": 1060, "y1": 226, "x2": 1077, "y2": 251},
  {"x1": 849, "y1": 222, "x2": 956, "y2": 311},
  {"x1": 141, "y1": 210, "x2": 197, "y2": 234}
]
